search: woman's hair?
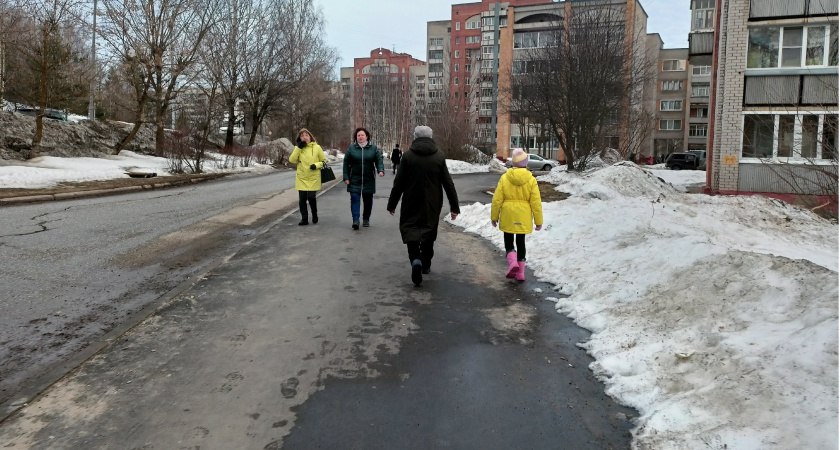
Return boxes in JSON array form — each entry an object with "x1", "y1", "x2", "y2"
[
  {"x1": 297, "y1": 128, "x2": 316, "y2": 143},
  {"x1": 354, "y1": 127, "x2": 371, "y2": 142}
]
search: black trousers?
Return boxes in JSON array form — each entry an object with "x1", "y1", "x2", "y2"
[
  {"x1": 504, "y1": 232, "x2": 526, "y2": 261},
  {"x1": 406, "y1": 240, "x2": 435, "y2": 269},
  {"x1": 298, "y1": 190, "x2": 317, "y2": 220}
]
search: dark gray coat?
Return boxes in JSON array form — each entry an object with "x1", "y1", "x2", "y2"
[{"x1": 386, "y1": 137, "x2": 460, "y2": 243}]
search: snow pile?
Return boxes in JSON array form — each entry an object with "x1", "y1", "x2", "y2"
[
  {"x1": 450, "y1": 163, "x2": 838, "y2": 450},
  {"x1": 446, "y1": 159, "x2": 493, "y2": 174},
  {"x1": 0, "y1": 150, "x2": 273, "y2": 189}
]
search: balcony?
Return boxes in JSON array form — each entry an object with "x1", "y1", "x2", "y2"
[{"x1": 688, "y1": 32, "x2": 713, "y2": 57}]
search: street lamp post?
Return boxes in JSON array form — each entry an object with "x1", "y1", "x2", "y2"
[{"x1": 87, "y1": 0, "x2": 97, "y2": 120}]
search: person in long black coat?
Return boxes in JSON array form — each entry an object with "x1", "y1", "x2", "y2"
[
  {"x1": 387, "y1": 126, "x2": 460, "y2": 286},
  {"x1": 390, "y1": 144, "x2": 402, "y2": 174}
]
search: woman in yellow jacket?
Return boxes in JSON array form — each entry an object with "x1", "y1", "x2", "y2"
[
  {"x1": 490, "y1": 148, "x2": 543, "y2": 281},
  {"x1": 289, "y1": 128, "x2": 327, "y2": 225}
]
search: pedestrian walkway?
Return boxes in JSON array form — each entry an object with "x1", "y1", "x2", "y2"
[{"x1": 0, "y1": 173, "x2": 636, "y2": 449}]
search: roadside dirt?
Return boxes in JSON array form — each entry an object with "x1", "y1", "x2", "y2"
[{"x1": 0, "y1": 173, "x2": 229, "y2": 199}]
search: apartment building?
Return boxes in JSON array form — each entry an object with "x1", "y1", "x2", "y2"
[
  {"x1": 653, "y1": 48, "x2": 690, "y2": 157},
  {"x1": 707, "y1": 0, "x2": 838, "y2": 196},
  {"x1": 341, "y1": 48, "x2": 426, "y2": 147},
  {"x1": 432, "y1": 0, "x2": 659, "y2": 160},
  {"x1": 686, "y1": 0, "x2": 714, "y2": 153}
]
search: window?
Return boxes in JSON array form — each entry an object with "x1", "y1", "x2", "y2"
[
  {"x1": 660, "y1": 119, "x2": 682, "y2": 131},
  {"x1": 455, "y1": 50, "x2": 460, "y2": 58},
  {"x1": 465, "y1": 76, "x2": 471, "y2": 85},
  {"x1": 662, "y1": 80, "x2": 684, "y2": 91},
  {"x1": 482, "y1": 46, "x2": 493, "y2": 57},
  {"x1": 454, "y1": 77, "x2": 459, "y2": 85},
  {"x1": 466, "y1": 36, "x2": 480, "y2": 44},
  {"x1": 689, "y1": 124, "x2": 708, "y2": 137},
  {"x1": 748, "y1": 25, "x2": 835, "y2": 68},
  {"x1": 662, "y1": 60, "x2": 684, "y2": 71},
  {"x1": 513, "y1": 31, "x2": 557, "y2": 49},
  {"x1": 456, "y1": 37, "x2": 460, "y2": 44},
  {"x1": 692, "y1": 83, "x2": 710, "y2": 97},
  {"x1": 481, "y1": 88, "x2": 493, "y2": 97},
  {"x1": 482, "y1": 17, "x2": 495, "y2": 26},
  {"x1": 430, "y1": 38, "x2": 443, "y2": 46},
  {"x1": 480, "y1": 102, "x2": 492, "y2": 114},
  {"x1": 428, "y1": 63, "x2": 443, "y2": 73},
  {"x1": 693, "y1": 0, "x2": 714, "y2": 29},
  {"x1": 466, "y1": 20, "x2": 480, "y2": 30},
  {"x1": 456, "y1": 22, "x2": 460, "y2": 31},
  {"x1": 742, "y1": 113, "x2": 838, "y2": 160},
  {"x1": 660, "y1": 100, "x2": 683, "y2": 111},
  {"x1": 465, "y1": 64, "x2": 471, "y2": 72},
  {"x1": 356, "y1": 77, "x2": 359, "y2": 82},
  {"x1": 429, "y1": 50, "x2": 443, "y2": 60},
  {"x1": 455, "y1": 63, "x2": 459, "y2": 72},
  {"x1": 690, "y1": 106, "x2": 708, "y2": 118},
  {"x1": 483, "y1": 32, "x2": 494, "y2": 42},
  {"x1": 692, "y1": 65, "x2": 711, "y2": 75}
]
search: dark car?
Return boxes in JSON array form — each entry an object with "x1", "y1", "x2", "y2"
[{"x1": 665, "y1": 152, "x2": 699, "y2": 170}]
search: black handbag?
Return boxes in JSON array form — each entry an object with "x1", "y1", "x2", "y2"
[{"x1": 320, "y1": 162, "x2": 336, "y2": 182}]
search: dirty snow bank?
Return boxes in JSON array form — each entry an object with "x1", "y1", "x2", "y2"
[{"x1": 450, "y1": 162, "x2": 838, "y2": 450}]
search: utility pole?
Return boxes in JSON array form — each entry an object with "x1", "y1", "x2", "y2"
[{"x1": 87, "y1": 0, "x2": 97, "y2": 120}]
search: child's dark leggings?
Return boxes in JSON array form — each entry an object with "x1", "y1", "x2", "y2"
[{"x1": 504, "y1": 233, "x2": 526, "y2": 261}]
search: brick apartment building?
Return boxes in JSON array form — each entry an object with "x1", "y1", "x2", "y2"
[
  {"x1": 339, "y1": 48, "x2": 426, "y2": 149},
  {"x1": 704, "y1": 0, "x2": 838, "y2": 197}
]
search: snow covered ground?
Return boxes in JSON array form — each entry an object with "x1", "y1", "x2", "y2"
[
  {"x1": 450, "y1": 161, "x2": 838, "y2": 449},
  {"x1": 0, "y1": 151, "x2": 276, "y2": 189},
  {"x1": 0, "y1": 152, "x2": 836, "y2": 449}
]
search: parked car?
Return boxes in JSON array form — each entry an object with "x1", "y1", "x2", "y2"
[
  {"x1": 688, "y1": 150, "x2": 707, "y2": 170},
  {"x1": 504, "y1": 153, "x2": 560, "y2": 171},
  {"x1": 665, "y1": 152, "x2": 700, "y2": 170}
]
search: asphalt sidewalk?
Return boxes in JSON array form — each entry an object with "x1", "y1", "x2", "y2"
[{"x1": 0, "y1": 173, "x2": 636, "y2": 449}]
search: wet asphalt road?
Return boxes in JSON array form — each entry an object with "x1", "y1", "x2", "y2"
[{"x1": 0, "y1": 171, "x2": 636, "y2": 449}]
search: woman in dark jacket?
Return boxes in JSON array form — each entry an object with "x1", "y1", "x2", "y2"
[{"x1": 342, "y1": 127, "x2": 384, "y2": 230}]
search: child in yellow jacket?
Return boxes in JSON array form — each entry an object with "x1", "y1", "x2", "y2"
[{"x1": 491, "y1": 148, "x2": 543, "y2": 281}]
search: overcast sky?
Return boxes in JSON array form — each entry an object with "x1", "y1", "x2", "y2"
[{"x1": 319, "y1": 0, "x2": 691, "y2": 70}]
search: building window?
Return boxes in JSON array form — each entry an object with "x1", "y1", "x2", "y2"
[
  {"x1": 480, "y1": 102, "x2": 492, "y2": 114},
  {"x1": 456, "y1": 37, "x2": 460, "y2": 44},
  {"x1": 482, "y1": 32, "x2": 494, "y2": 42},
  {"x1": 748, "y1": 25, "x2": 837, "y2": 68},
  {"x1": 743, "y1": 113, "x2": 838, "y2": 160},
  {"x1": 428, "y1": 63, "x2": 443, "y2": 73},
  {"x1": 693, "y1": 0, "x2": 714, "y2": 29},
  {"x1": 429, "y1": 50, "x2": 443, "y2": 60},
  {"x1": 481, "y1": 88, "x2": 493, "y2": 97},
  {"x1": 692, "y1": 65, "x2": 712, "y2": 75},
  {"x1": 465, "y1": 76, "x2": 471, "y2": 85},
  {"x1": 690, "y1": 106, "x2": 709, "y2": 117},
  {"x1": 456, "y1": 22, "x2": 460, "y2": 31},
  {"x1": 455, "y1": 50, "x2": 460, "y2": 58},
  {"x1": 482, "y1": 46, "x2": 493, "y2": 57},
  {"x1": 466, "y1": 36, "x2": 480, "y2": 44},
  {"x1": 356, "y1": 77, "x2": 359, "y2": 82},
  {"x1": 465, "y1": 64, "x2": 472, "y2": 72},
  {"x1": 513, "y1": 31, "x2": 558, "y2": 49},
  {"x1": 454, "y1": 77, "x2": 459, "y2": 85},
  {"x1": 660, "y1": 100, "x2": 683, "y2": 111},
  {"x1": 659, "y1": 119, "x2": 682, "y2": 131},
  {"x1": 691, "y1": 83, "x2": 710, "y2": 97},
  {"x1": 689, "y1": 124, "x2": 708, "y2": 137},
  {"x1": 430, "y1": 38, "x2": 443, "y2": 46},
  {"x1": 455, "y1": 64, "x2": 459, "y2": 72},
  {"x1": 466, "y1": 20, "x2": 480, "y2": 30},
  {"x1": 482, "y1": 17, "x2": 495, "y2": 26},
  {"x1": 662, "y1": 60, "x2": 684, "y2": 71},
  {"x1": 662, "y1": 80, "x2": 684, "y2": 91}
]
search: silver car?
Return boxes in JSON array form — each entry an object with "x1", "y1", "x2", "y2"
[{"x1": 505, "y1": 153, "x2": 560, "y2": 171}]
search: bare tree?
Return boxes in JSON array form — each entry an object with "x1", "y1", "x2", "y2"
[
  {"x1": 241, "y1": 0, "x2": 336, "y2": 147},
  {"x1": 98, "y1": 0, "x2": 218, "y2": 156},
  {"x1": 3, "y1": 0, "x2": 90, "y2": 153},
  {"x1": 509, "y1": 4, "x2": 655, "y2": 171},
  {"x1": 362, "y1": 60, "x2": 410, "y2": 149}
]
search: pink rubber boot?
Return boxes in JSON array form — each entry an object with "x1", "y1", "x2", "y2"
[
  {"x1": 505, "y1": 252, "x2": 519, "y2": 279},
  {"x1": 515, "y1": 261, "x2": 526, "y2": 281}
]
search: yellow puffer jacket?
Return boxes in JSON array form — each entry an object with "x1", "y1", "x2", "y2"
[
  {"x1": 289, "y1": 142, "x2": 327, "y2": 191},
  {"x1": 491, "y1": 168, "x2": 543, "y2": 234}
]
